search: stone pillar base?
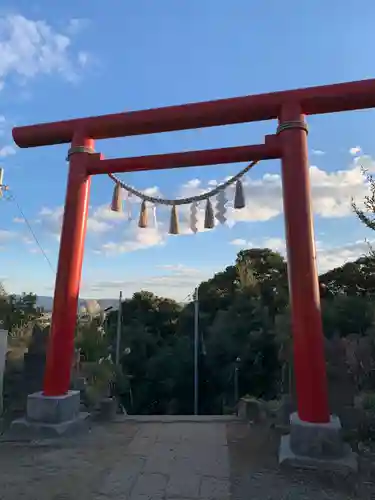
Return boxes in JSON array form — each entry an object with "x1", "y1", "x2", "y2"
[
  {"x1": 279, "y1": 412, "x2": 357, "y2": 473},
  {"x1": 7, "y1": 390, "x2": 89, "y2": 440}
]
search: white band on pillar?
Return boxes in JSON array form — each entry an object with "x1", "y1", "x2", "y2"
[
  {"x1": 66, "y1": 146, "x2": 96, "y2": 161},
  {"x1": 276, "y1": 120, "x2": 308, "y2": 135}
]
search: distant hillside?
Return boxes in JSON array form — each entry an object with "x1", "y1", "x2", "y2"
[{"x1": 36, "y1": 296, "x2": 119, "y2": 312}]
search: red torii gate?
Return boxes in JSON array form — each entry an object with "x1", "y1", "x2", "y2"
[{"x1": 12, "y1": 79, "x2": 375, "y2": 427}]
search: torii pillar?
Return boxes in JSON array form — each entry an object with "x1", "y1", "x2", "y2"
[{"x1": 9, "y1": 80, "x2": 370, "y2": 468}]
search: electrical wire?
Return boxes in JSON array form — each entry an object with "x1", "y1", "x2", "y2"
[
  {"x1": 4, "y1": 189, "x2": 56, "y2": 275},
  {"x1": 181, "y1": 289, "x2": 196, "y2": 304}
]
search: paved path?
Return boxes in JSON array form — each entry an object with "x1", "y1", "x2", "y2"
[
  {"x1": 0, "y1": 419, "x2": 231, "y2": 500},
  {"x1": 98, "y1": 421, "x2": 231, "y2": 499},
  {"x1": 0, "y1": 418, "x2": 372, "y2": 499}
]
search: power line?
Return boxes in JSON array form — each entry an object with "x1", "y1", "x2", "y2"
[
  {"x1": 181, "y1": 290, "x2": 195, "y2": 303},
  {"x1": 4, "y1": 189, "x2": 56, "y2": 275}
]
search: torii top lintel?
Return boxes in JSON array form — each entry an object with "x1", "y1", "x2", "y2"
[{"x1": 12, "y1": 79, "x2": 375, "y2": 149}]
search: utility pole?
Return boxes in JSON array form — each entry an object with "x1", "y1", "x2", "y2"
[
  {"x1": 234, "y1": 357, "x2": 241, "y2": 405},
  {"x1": 194, "y1": 286, "x2": 199, "y2": 415},
  {"x1": 115, "y1": 291, "x2": 123, "y2": 365}
]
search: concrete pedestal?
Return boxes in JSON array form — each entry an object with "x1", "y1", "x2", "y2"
[
  {"x1": 279, "y1": 412, "x2": 357, "y2": 473},
  {"x1": 7, "y1": 390, "x2": 89, "y2": 440}
]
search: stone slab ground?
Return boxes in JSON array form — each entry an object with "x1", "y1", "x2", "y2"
[{"x1": 0, "y1": 417, "x2": 373, "y2": 499}]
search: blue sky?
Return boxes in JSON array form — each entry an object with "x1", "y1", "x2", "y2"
[{"x1": 0, "y1": 0, "x2": 375, "y2": 300}]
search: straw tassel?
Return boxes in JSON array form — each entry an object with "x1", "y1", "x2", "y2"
[
  {"x1": 169, "y1": 204, "x2": 179, "y2": 235},
  {"x1": 138, "y1": 200, "x2": 148, "y2": 228},
  {"x1": 111, "y1": 183, "x2": 122, "y2": 212},
  {"x1": 234, "y1": 179, "x2": 245, "y2": 209},
  {"x1": 204, "y1": 198, "x2": 215, "y2": 229}
]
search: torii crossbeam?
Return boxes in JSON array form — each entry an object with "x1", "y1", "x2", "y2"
[{"x1": 12, "y1": 79, "x2": 375, "y2": 429}]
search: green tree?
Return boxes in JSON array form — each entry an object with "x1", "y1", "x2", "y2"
[
  {"x1": 105, "y1": 292, "x2": 186, "y2": 414},
  {"x1": 0, "y1": 286, "x2": 42, "y2": 333},
  {"x1": 319, "y1": 256, "x2": 375, "y2": 298},
  {"x1": 76, "y1": 321, "x2": 108, "y2": 362},
  {"x1": 235, "y1": 248, "x2": 289, "y2": 322},
  {"x1": 95, "y1": 246, "x2": 375, "y2": 416},
  {"x1": 321, "y1": 295, "x2": 375, "y2": 338},
  {"x1": 200, "y1": 287, "x2": 279, "y2": 410}
]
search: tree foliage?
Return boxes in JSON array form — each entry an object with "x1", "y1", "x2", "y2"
[
  {"x1": 7, "y1": 243, "x2": 375, "y2": 416},
  {"x1": 319, "y1": 256, "x2": 375, "y2": 298},
  {"x1": 93, "y1": 246, "x2": 375, "y2": 415},
  {"x1": 0, "y1": 284, "x2": 42, "y2": 334}
]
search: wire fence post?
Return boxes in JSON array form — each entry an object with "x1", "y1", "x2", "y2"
[
  {"x1": 115, "y1": 291, "x2": 123, "y2": 365},
  {"x1": 194, "y1": 286, "x2": 199, "y2": 415}
]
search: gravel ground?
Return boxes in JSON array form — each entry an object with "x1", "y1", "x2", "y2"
[
  {"x1": 0, "y1": 422, "x2": 139, "y2": 499},
  {"x1": 226, "y1": 421, "x2": 375, "y2": 500}
]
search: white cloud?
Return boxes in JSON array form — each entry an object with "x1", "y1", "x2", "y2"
[
  {"x1": 98, "y1": 225, "x2": 165, "y2": 255},
  {"x1": 353, "y1": 154, "x2": 375, "y2": 172},
  {"x1": 0, "y1": 145, "x2": 15, "y2": 157},
  {"x1": 37, "y1": 206, "x2": 63, "y2": 239},
  {"x1": 77, "y1": 51, "x2": 89, "y2": 68},
  {"x1": 91, "y1": 204, "x2": 128, "y2": 222},
  {"x1": 81, "y1": 264, "x2": 211, "y2": 301},
  {"x1": 66, "y1": 18, "x2": 90, "y2": 35},
  {"x1": 156, "y1": 264, "x2": 202, "y2": 277},
  {"x1": 309, "y1": 164, "x2": 365, "y2": 217},
  {"x1": 262, "y1": 237, "x2": 286, "y2": 254},
  {"x1": 171, "y1": 157, "x2": 371, "y2": 228},
  {"x1": 0, "y1": 229, "x2": 16, "y2": 241},
  {"x1": 86, "y1": 218, "x2": 112, "y2": 234},
  {"x1": 37, "y1": 205, "x2": 114, "y2": 239},
  {"x1": 169, "y1": 155, "x2": 372, "y2": 226},
  {"x1": 0, "y1": 14, "x2": 90, "y2": 87},
  {"x1": 22, "y1": 236, "x2": 33, "y2": 245},
  {"x1": 34, "y1": 153, "x2": 375, "y2": 256},
  {"x1": 317, "y1": 239, "x2": 373, "y2": 272},
  {"x1": 230, "y1": 238, "x2": 247, "y2": 246},
  {"x1": 311, "y1": 149, "x2": 325, "y2": 156},
  {"x1": 229, "y1": 235, "x2": 373, "y2": 275},
  {"x1": 230, "y1": 237, "x2": 285, "y2": 254},
  {"x1": 82, "y1": 237, "x2": 375, "y2": 301},
  {"x1": 184, "y1": 179, "x2": 201, "y2": 189},
  {"x1": 349, "y1": 146, "x2": 362, "y2": 156}
]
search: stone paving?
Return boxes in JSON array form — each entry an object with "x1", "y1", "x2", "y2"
[
  {"x1": 0, "y1": 418, "x2": 232, "y2": 500},
  {"x1": 0, "y1": 417, "x2": 372, "y2": 499},
  {"x1": 97, "y1": 420, "x2": 231, "y2": 499}
]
